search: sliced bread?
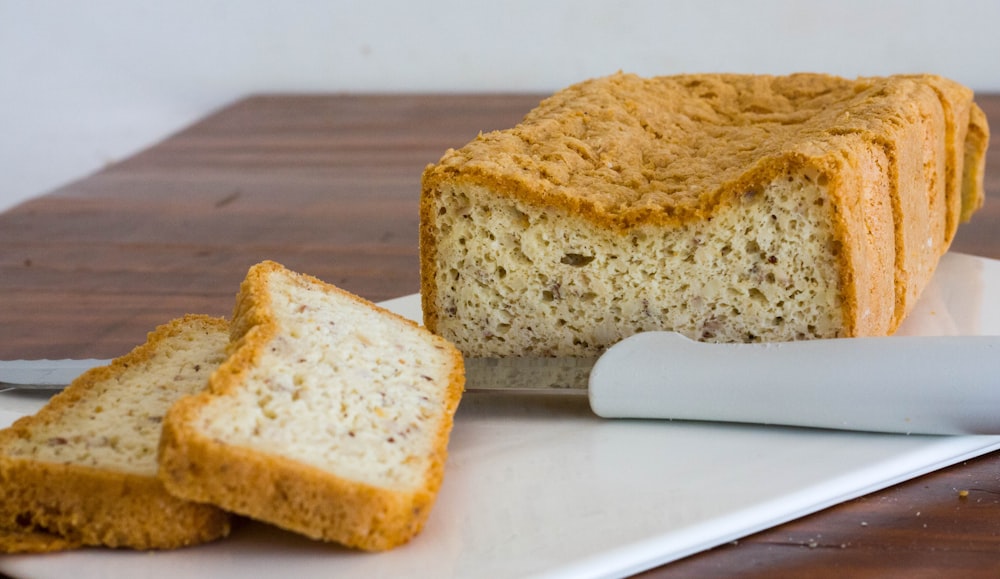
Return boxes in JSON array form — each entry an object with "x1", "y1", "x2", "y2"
[
  {"x1": 158, "y1": 261, "x2": 465, "y2": 551},
  {"x1": 0, "y1": 315, "x2": 232, "y2": 551},
  {"x1": 420, "y1": 72, "x2": 988, "y2": 356}
]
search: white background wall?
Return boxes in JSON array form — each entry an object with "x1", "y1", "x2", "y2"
[{"x1": 2, "y1": 0, "x2": 998, "y2": 212}]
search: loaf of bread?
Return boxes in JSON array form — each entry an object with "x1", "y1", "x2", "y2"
[
  {"x1": 0, "y1": 315, "x2": 232, "y2": 552},
  {"x1": 158, "y1": 261, "x2": 465, "y2": 551},
  {"x1": 420, "y1": 72, "x2": 989, "y2": 357}
]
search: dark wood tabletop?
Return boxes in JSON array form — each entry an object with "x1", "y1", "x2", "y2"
[{"x1": 1, "y1": 93, "x2": 998, "y2": 577}]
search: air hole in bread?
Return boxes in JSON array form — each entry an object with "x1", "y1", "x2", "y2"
[{"x1": 560, "y1": 253, "x2": 595, "y2": 266}]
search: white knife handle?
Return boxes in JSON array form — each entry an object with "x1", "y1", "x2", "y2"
[{"x1": 588, "y1": 332, "x2": 1000, "y2": 435}]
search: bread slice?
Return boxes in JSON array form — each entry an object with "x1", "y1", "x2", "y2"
[
  {"x1": 902, "y1": 74, "x2": 989, "y2": 232},
  {"x1": 158, "y1": 261, "x2": 465, "y2": 551},
  {"x1": 0, "y1": 315, "x2": 232, "y2": 551},
  {"x1": 420, "y1": 72, "x2": 988, "y2": 357},
  {"x1": 962, "y1": 101, "x2": 990, "y2": 222}
]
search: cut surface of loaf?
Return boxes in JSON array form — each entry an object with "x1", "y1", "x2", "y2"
[
  {"x1": 158, "y1": 261, "x2": 465, "y2": 551},
  {"x1": 420, "y1": 72, "x2": 989, "y2": 357},
  {"x1": 0, "y1": 315, "x2": 232, "y2": 551}
]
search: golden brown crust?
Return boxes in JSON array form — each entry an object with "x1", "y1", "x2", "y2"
[
  {"x1": 422, "y1": 73, "x2": 914, "y2": 228},
  {"x1": 902, "y1": 74, "x2": 974, "y2": 243},
  {"x1": 159, "y1": 261, "x2": 464, "y2": 551},
  {"x1": 800, "y1": 142, "x2": 895, "y2": 337},
  {"x1": 420, "y1": 72, "x2": 987, "y2": 342},
  {"x1": 837, "y1": 77, "x2": 948, "y2": 330},
  {"x1": 0, "y1": 461, "x2": 230, "y2": 551},
  {"x1": 0, "y1": 527, "x2": 83, "y2": 554},
  {"x1": 419, "y1": 188, "x2": 444, "y2": 335},
  {"x1": 0, "y1": 315, "x2": 232, "y2": 551},
  {"x1": 962, "y1": 103, "x2": 990, "y2": 222}
]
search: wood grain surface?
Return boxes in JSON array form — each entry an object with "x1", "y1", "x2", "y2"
[{"x1": 1, "y1": 92, "x2": 998, "y2": 577}]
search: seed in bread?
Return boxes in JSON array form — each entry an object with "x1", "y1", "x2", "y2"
[
  {"x1": 420, "y1": 72, "x2": 989, "y2": 356},
  {"x1": 0, "y1": 315, "x2": 232, "y2": 551},
  {"x1": 158, "y1": 261, "x2": 465, "y2": 551}
]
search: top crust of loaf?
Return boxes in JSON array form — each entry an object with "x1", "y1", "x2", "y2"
[
  {"x1": 423, "y1": 72, "x2": 979, "y2": 230},
  {"x1": 158, "y1": 261, "x2": 465, "y2": 551}
]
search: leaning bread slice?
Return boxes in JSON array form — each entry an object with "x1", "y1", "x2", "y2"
[
  {"x1": 158, "y1": 261, "x2": 465, "y2": 551},
  {"x1": 0, "y1": 315, "x2": 232, "y2": 551}
]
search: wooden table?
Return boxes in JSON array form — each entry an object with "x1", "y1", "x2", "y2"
[{"x1": 1, "y1": 94, "x2": 998, "y2": 577}]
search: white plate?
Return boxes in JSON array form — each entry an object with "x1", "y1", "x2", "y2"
[{"x1": 3, "y1": 252, "x2": 1000, "y2": 579}]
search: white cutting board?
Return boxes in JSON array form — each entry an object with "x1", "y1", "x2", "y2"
[{"x1": 2, "y1": 252, "x2": 999, "y2": 579}]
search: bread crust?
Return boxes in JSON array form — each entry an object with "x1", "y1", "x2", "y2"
[
  {"x1": 159, "y1": 261, "x2": 465, "y2": 551},
  {"x1": 962, "y1": 103, "x2": 990, "y2": 222},
  {"x1": 0, "y1": 527, "x2": 83, "y2": 554}
]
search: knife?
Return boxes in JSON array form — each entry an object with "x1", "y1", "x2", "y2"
[{"x1": 2, "y1": 333, "x2": 998, "y2": 435}]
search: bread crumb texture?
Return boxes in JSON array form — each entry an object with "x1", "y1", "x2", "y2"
[
  {"x1": 0, "y1": 315, "x2": 232, "y2": 551},
  {"x1": 159, "y1": 261, "x2": 464, "y2": 551},
  {"x1": 421, "y1": 72, "x2": 988, "y2": 356}
]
